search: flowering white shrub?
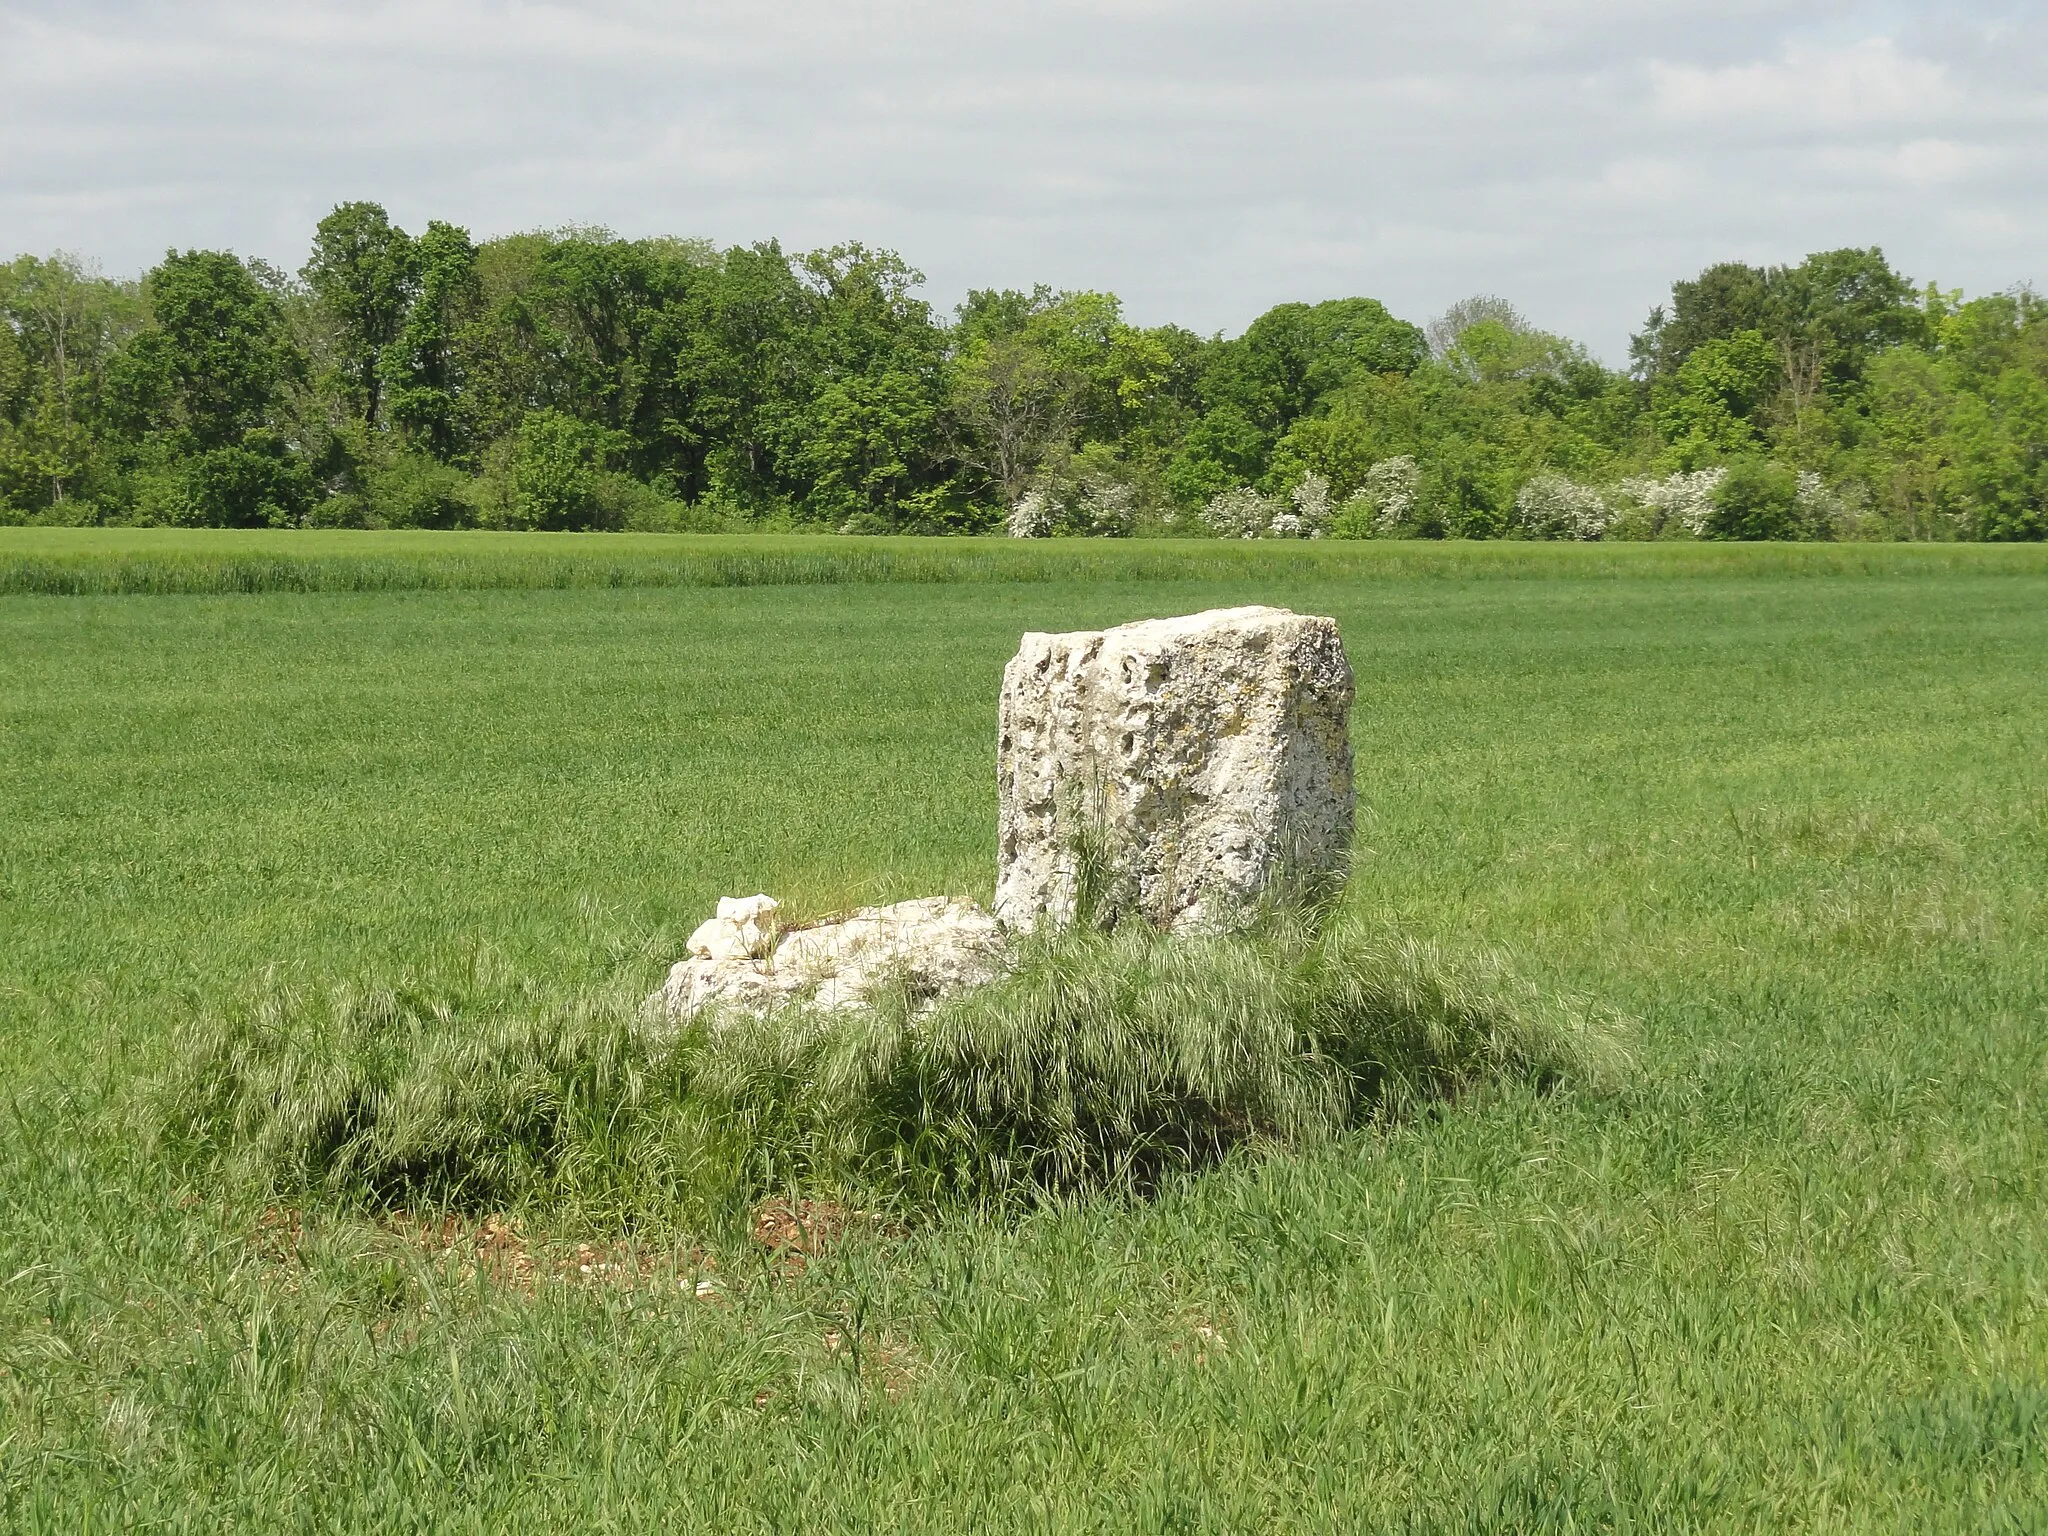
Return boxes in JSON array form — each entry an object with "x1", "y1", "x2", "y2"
[
  {"x1": 1202, "y1": 473, "x2": 1337, "y2": 539},
  {"x1": 1202, "y1": 486, "x2": 1277, "y2": 538},
  {"x1": 1513, "y1": 473, "x2": 1612, "y2": 540},
  {"x1": 1009, "y1": 471, "x2": 1137, "y2": 537},
  {"x1": 1360, "y1": 455, "x2": 1422, "y2": 536},
  {"x1": 1007, "y1": 488, "x2": 1055, "y2": 537},
  {"x1": 1614, "y1": 468, "x2": 1725, "y2": 538},
  {"x1": 1284, "y1": 471, "x2": 1332, "y2": 538},
  {"x1": 1794, "y1": 470, "x2": 1858, "y2": 538},
  {"x1": 1074, "y1": 477, "x2": 1136, "y2": 537}
]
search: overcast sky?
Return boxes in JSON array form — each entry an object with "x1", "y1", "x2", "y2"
[{"x1": 3, "y1": 1, "x2": 2042, "y2": 361}]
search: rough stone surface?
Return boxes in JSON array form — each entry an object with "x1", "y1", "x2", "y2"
[
  {"x1": 686, "y1": 894, "x2": 780, "y2": 963},
  {"x1": 995, "y1": 605, "x2": 1354, "y2": 934},
  {"x1": 650, "y1": 895, "x2": 1006, "y2": 1025}
]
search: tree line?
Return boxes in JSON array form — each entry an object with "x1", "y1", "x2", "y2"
[{"x1": 1, "y1": 202, "x2": 2042, "y2": 539}]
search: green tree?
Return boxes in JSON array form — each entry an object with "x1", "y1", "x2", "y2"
[
  {"x1": 1430, "y1": 297, "x2": 1588, "y2": 385},
  {"x1": 1631, "y1": 262, "x2": 1769, "y2": 380},
  {"x1": 1763, "y1": 247, "x2": 1927, "y2": 392},
  {"x1": 1167, "y1": 298, "x2": 1425, "y2": 505},
  {"x1": 1655, "y1": 330, "x2": 1781, "y2": 466},
  {"x1": 125, "y1": 250, "x2": 301, "y2": 450},
  {"x1": 789, "y1": 245, "x2": 947, "y2": 524},
  {"x1": 1861, "y1": 346, "x2": 1954, "y2": 538},
  {"x1": 945, "y1": 287, "x2": 1174, "y2": 506},
  {"x1": 303, "y1": 203, "x2": 419, "y2": 428},
  {"x1": 380, "y1": 221, "x2": 481, "y2": 461},
  {"x1": 106, "y1": 249, "x2": 311, "y2": 525},
  {"x1": 1634, "y1": 249, "x2": 1927, "y2": 467},
  {"x1": 947, "y1": 321, "x2": 1079, "y2": 504},
  {"x1": 801, "y1": 370, "x2": 939, "y2": 528},
  {"x1": 1943, "y1": 367, "x2": 2048, "y2": 541},
  {"x1": 1938, "y1": 291, "x2": 2048, "y2": 390},
  {"x1": 0, "y1": 254, "x2": 143, "y2": 514},
  {"x1": 1164, "y1": 405, "x2": 1269, "y2": 507},
  {"x1": 669, "y1": 240, "x2": 814, "y2": 506},
  {"x1": 1204, "y1": 297, "x2": 1426, "y2": 437}
]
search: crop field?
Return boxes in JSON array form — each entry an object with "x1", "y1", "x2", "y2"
[{"x1": 2, "y1": 533, "x2": 2046, "y2": 1530}]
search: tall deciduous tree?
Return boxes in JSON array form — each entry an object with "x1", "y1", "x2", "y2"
[
  {"x1": 128, "y1": 249, "x2": 300, "y2": 450},
  {"x1": 0, "y1": 254, "x2": 141, "y2": 511},
  {"x1": 110, "y1": 249, "x2": 310, "y2": 525},
  {"x1": 380, "y1": 221, "x2": 481, "y2": 461},
  {"x1": 302, "y1": 203, "x2": 418, "y2": 429}
]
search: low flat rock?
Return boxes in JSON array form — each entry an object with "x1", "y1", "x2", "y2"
[
  {"x1": 995, "y1": 605, "x2": 1354, "y2": 934},
  {"x1": 649, "y1": 895, "x2": 1006, "y2": 1025}
]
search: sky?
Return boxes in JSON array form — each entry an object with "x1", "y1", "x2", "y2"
[{"x1": 2, "y1": 1, "x2": 2043, "y2": 362}]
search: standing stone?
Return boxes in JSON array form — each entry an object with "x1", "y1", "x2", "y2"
[{"x1": 995, "y1": 605, "x2": 1354, "y2": 934}]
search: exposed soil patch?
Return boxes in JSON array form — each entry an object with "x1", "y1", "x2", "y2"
[{"x1": 750, "y1": 1198, "x2": 896, "y2": 1272}]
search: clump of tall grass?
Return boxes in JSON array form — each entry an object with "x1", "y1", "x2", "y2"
[
  {"x1": 153, "y1": 918, "x2": 1618, "y2": 1219},
  {"x1": 694, "y1": 914, "x2": 1614, "y2": 1197},
  {"x1": 151, "y1": 958, "x2": 740, "y2": 1227}
]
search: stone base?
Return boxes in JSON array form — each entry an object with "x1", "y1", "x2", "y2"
[{"x1": 649, "y1": 895, "x2": 1006, "y2": 1025}]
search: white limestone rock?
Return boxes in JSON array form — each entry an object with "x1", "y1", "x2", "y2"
[
  {"x1": 995, "y1": 605, "x2": 1354, "y2": 934},
  {"x1": 651, "y1": 895, "x2": 1006, "y2": 1026},
  {"x1": 686, "y1": 894, "x2": 781, "y2": 962}
]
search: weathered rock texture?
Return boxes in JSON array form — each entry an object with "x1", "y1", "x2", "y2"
[
  {"x1": 995, "y1": 606, "x2": 1354, "y2": 934},
  {"x1": 651, "y1": 895, "x2": 1005, "y2": 1025}
]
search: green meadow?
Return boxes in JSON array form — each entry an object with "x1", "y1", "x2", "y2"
[{"x1": 2, "y1": 534, "x2": 2045, "y2": 1529}]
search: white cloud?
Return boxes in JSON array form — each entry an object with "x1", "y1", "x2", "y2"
[
  {"x1": 1, "y1": 1, "x2": 2044, "y2": 360},
  {"x1": 1809, "y1": 138, "x2": 2012, "y2": 188},
  {"x1": 1650, "y1": 38, "x2": 1961, "y2": 129}
]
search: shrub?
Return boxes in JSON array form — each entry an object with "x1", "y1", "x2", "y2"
[
  {"x1": 1335, "y1": 455, "x2": 1423, "y2": 537},
  {"x1": 174, "y1": 442, "x2": 315, "y2": 528},
  {"x1": 1270, "y1": 472, "x2": 1332, "y2": 538},
  {"x1": 304, "y1": 493, "x2": 381, "y2": 528},
  {"x1": 1010, "y1": 453, "x2": 1141, "y2": 538},
  {"x1": 303, "y1": 450, "x2": 480, "y2": 529},
  {"x1": 1007, "y1": 489, "x2": 1055, "y2": 538},
  {"x1": 1794, "y1": 471, "x2": 1879, "y2": 541},
  {"x1": 1512, "y1": 473, "x2": 1611, "y2": 540},
  {"x1": 595, "y1": 471, "x2": 684, "y2": 532},
  {"x1": 1611, "y1": 469, "x2": 1724, "y2": 538},
  {"x1": 508, "y1": 410, "x2": 627, "y2": 531},
  {"x1": 1708, "y1": 458, "x2": 1804, "y2": 541},
  {"x1": 1213, "y1": 470, "x2": 1360, "y2": 539},
  {"x1": 1068, "y1": 476, "x2": 1135, "y2": 537},
  {"x1": 1201, "y1": 486, "x2": 1276, "y2": 539},
  {"x1": 365, "y1": 453, "x2": 477, "y2": 529}
]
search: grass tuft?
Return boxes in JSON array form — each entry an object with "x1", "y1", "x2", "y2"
[{"x1": 152, "y1": 917, "x2": 1618, "y2": 1219}]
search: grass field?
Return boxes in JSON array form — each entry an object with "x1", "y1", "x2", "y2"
[{"x1": 3, "y1": 534, "x2": 2046, "y2": 1529}]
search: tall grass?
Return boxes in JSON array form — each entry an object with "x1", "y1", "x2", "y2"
[
  {"x1": 152, "y1": 957, "x2": 698, "y2": 1223},
  {"x1": 154, "y1": 917, "x2": 1614, "y2": 1220},
  {"x1": 4, "y1": 526, "x2": 2044, "y2": 596},
  {"x1": 703, "y1": 918, "x2": 1614, "y2": 1197}
]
